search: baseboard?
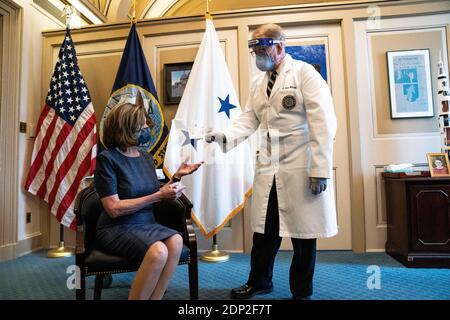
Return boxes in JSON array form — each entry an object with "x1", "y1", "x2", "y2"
[
  {"x1": 366, "y1": 249, "x2": 386, "y2": 253},
  {"x1": 0, "y1": 233, "x2": 43, "y2": 262}
]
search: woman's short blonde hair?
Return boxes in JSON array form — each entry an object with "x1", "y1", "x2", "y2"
[{"x1": 102, "y1": 103, "x2": 148, "y2": 151}]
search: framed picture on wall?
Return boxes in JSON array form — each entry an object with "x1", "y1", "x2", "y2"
[
  {"x1": 285, "y1": 42, "x2": 328, "y2": 83},
  {"x1": 386, "y1": 49, "x2": 434, "y2": 119},
  {"x1": 164, "y1": 62, "x2": 193, "y2": 104},
  {"x1": 427, "y1": 153, "x2": 450, "y2": 177},
  {"x1": 249, "y1": 37, "x2": 331, "y2": 93}
]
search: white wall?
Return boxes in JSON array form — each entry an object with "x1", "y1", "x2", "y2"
[{"x1": 13, "y1": 0, "x2": 62, "y2": 241}]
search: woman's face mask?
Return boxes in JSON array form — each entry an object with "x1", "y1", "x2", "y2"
[{"x1": 137, "y1": 127, "x2": 152, "y2": 146}]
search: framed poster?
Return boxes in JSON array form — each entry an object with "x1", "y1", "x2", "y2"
[
  {"x1": 164, "y1": 62, "x2": 193, "y2": 104},
  {"x1": 386, "y1": 49, "x2": 434, "y2": 119},
  {"x1": 285, "y1": 43, "x2": 328, "y2": 82}
]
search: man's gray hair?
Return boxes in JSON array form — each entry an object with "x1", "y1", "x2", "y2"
[{"x1": 252, "y1": 23, "x2": 285, "y2": 41}]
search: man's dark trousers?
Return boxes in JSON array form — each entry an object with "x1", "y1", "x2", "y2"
[{"x1": 247, "y1": 179, "x2": 317, "y2": 298}]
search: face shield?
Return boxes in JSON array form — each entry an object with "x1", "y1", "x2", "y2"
[
  {"x1": 248, "y1": 38, "x2": 282, "y2": 56},
  {"x1": 248, "y1": 38, "x2": 283, "y2": 72}
]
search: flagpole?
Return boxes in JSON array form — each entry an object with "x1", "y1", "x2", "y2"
[
  {"x1": 200, "y1": 1, "x2": 230, "y2": 263},
  {"x1": 47, "y1": 6, "x2": 75, "y2": 259}
]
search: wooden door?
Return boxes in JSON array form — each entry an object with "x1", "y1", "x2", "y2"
[{"x1": 248, "y1": 23, "x2": 353, "y2": 250}]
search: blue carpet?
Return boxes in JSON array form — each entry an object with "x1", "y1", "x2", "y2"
[{"x1": 0, "y1": 250, "x2": 449, "y2": 300}]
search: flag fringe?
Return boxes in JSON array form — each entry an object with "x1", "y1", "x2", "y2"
[
  {"x1": 191, "y1": 188, "x2": 253, "y2": 239},
  {"x1": 163, "y1": 165, "x2": 253, "y2": 239}
]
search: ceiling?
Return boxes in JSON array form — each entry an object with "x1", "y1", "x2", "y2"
[{"x1": 36, "y1": 0, "x2": 393, "y2": 27}]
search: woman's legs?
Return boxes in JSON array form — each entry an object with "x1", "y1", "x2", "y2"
[
  {"x1": 149, "y1": 234, "x2": 183, "y2": 300},
  {"x1": 128, "y1": 241, "x2": 168, "y2": 300}
]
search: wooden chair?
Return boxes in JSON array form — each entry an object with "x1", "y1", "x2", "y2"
[{"x1": 74, "y1": 185, "x2": 198, "y2": 300}]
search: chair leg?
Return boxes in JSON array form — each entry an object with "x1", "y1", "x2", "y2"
[
  {"x1": 76, "y1": 268, "x2": 86, "y2": 300},
  {"x1": 103, "y1": 274, "x2": 113, "y2": 288},
  {"x1": 76, "y1": 281, "x2": 85, "y2": 300},
  {"x1": 188, "y1": 256, "x2": 199, "y2": 300},
  {"x1": 94, "y1": 274, "x2": 105, "y2": 300}
]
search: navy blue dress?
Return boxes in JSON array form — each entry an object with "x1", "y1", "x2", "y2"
[{"x1": 94, "y1": 148, "x2": 178, "y2": 263}]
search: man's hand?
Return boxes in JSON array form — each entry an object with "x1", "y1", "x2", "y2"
[
  {"x1": 205, "y1": 130, "x2": 226, "y2": 144},
  {"x1": 309, "y1": 177, "x2": 327, "y2": 195}
]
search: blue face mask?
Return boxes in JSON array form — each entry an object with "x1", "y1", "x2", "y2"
[
  {"x1": 255, "y1": 52, "x2": 275, "y2": 72},
  {"x1": 137, "y1": 127, "x2": 152, "y2": 146}
]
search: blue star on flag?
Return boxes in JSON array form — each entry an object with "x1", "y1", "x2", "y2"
[
  {"x1": 181, "y1": 130, "x2": 201, "y2": 150},
  {"x1": 218, "y1": 94, "x2": 237, "y2": 119}
]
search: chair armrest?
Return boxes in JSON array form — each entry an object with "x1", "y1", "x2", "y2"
[
  {"x1": 75, "y1": 223, "x2": 86, "y2": 282},
  {"x1": 74, "y1": 196, "x2": 86, "y2": 274},
  {"x1": 75, "y1": 225, "x2": 86, "y2": 255},
  {"x1": 74, "y1": 186, "x2": 91, "y2": 256},
  {"x1": 178, "y1": 193, "x2": 193, "y2": 221},
  {"x1": 177, "y1": 194, "x2": 196, "y2": 248},
  {"x1": 74, "y1": 201, "x2": 85, "y2": 255}
]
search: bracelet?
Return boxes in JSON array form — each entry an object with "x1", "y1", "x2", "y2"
[{"x1": 172, "y1": 175, "x2": 181, "y2": 182}]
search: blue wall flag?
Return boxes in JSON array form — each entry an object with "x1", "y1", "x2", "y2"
[{"x1": 100, "y1": 23, "x2": 168, "y2": 168}]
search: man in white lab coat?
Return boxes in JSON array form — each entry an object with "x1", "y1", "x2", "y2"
[{"x1": 205, "y1": 23, "x2": 337, "y2": 300}]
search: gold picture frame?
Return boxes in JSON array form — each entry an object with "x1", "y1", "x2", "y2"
[{"x1": 427, "y1": 152, "x2": 450, "y2": 177}]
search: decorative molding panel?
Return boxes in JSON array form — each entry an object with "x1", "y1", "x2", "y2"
[
  {"x1": 0, "y1": 0, "x2": 21, "y2": 250},
  {"x1": 374, "y1": 165, "x2": 387, "y2": 227}
]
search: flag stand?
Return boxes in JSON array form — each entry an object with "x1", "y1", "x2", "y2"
[
  {"x1": 200, "y1": 235, "x2": 229, "y2": 263},
  {"x1": 47, "y1": 224, "x2": 74, "y2": 258}
]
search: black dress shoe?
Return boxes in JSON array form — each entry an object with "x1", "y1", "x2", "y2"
[{"x1": 230, "y1": 284, "x2": 273, "y2": 299}]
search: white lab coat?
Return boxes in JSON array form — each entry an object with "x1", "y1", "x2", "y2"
[{"x1": 222, "y1": 54, "x2": 338, "y2": 238}]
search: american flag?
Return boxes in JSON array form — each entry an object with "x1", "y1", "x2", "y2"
[{"x1": 25, "y1": 29, "x2": 97, "y2": 230}]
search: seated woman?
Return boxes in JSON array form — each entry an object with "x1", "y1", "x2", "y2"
[{"x1": 95, "y1": 102, "x2": 202, "y2": 300}]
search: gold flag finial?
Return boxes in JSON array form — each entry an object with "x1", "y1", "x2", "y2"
[
  {"x1": 205, "y1": 0, "x2": 213, "y2": 19},
  {"x1": 129, "y1": 0, "x2": 137, "y2": 24}
]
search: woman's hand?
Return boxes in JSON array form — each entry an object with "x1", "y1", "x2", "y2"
[
  {"x1": 174, "y1": 161, "x2": 204, "y2": 179},
  {"x1": 159, "y1": 182, "x2": 186, "y2": 200}
]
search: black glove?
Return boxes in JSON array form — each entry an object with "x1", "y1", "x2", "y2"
[{"x1": 309, "y1": 177, "x2": 327, "y2": 195}]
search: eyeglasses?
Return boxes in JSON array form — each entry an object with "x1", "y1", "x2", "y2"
[{"x1": 250, "y1": 46, "x2": 275, "y2": 57}]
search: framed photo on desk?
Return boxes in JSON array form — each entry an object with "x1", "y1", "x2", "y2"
[{"x1": 427, "y1": 152, "x2": 450, "y2": 177}]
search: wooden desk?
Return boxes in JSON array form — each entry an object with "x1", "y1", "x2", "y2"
[{"x1": 383, "y1": 174, "x2": 450, "y2": 268}]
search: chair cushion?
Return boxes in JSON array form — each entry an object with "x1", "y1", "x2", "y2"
[
  {"x1": 179, "y1": 245, "x2": 190, "y2": 263},
  {"x1": 85, "y1": 248, "x2": 139, "y2": 274},
  {"x1": 85, "y1": 245, "x2": 191, "y2": 274}
]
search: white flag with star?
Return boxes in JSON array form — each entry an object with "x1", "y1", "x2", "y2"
[{"x1": 164, "y1": 19, "x2": 253, "y2": 238}]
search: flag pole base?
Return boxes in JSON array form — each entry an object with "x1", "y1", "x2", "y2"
[
  {"x1": 47, "y1": 241, "x2": 74, "y2": 258},
  {"x1": 200, "y1": 244, "x2": 229, "y2": 263}
]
